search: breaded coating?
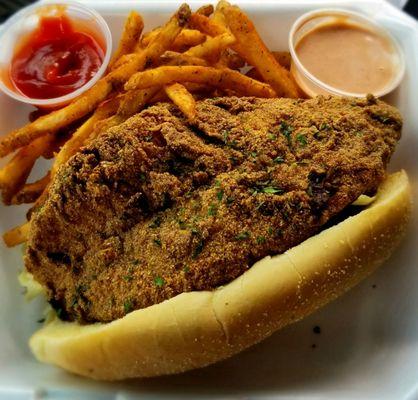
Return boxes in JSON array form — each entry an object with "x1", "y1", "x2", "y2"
[{"x1": 25, "y1": 95, "x2": 402, "y2": 323}]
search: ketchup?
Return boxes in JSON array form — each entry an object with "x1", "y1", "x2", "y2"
[{"x1": 10, "y1": 14, "x2": 104, "y2": 99}]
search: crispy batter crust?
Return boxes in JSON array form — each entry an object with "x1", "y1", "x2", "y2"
[
  {"x1": 25, "y1": 96, "x2": 402, "y2": 323},
  {"x1": 29, "y1": 170, "x2": 412, "y2": 380}
]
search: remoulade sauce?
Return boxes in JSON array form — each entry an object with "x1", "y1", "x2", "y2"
[{"x1": 295, "y1": 20, "x2": 398, "y2": 95}]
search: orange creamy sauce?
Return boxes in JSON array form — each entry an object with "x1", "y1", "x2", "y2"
[{"x1": 296, "y1": 21, "x2": 396, "y2": 94}]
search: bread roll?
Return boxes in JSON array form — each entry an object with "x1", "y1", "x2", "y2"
[{"x1": 29, "y1": 170, "x2": 411, "y2": 380}]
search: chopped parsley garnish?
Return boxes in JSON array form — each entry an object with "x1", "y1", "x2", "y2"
[
  {"x1": 222, "y1": 130, "x2": 238, "y2": 148},
  {"x1": 268, "y1": 133, "x2": 277, "y2": 140},
  {"x1": 280, "y1": 121, "x2": 293, "y2": 146},
  {"x1": 178, "y1": 219, "x2": 188, "y2": 229},
  {"x1": 250, "y1": 151, "x2": 257, "y2": 158},
  {"x1": 71, "y1": 296, "x2": 78, "y2": 307},
  {"x1": 250, "y1": 181, "x2": 284, "y2": 196},
  {"x1": 256, "y1": 236, "x2": 266, "y2": 244},
  {"x1": 373, "y1": 113, "x2": 391, "y2": 124},
  {"x1": 273, "y1": 156, "x2": 285, "y2": 164},
  {"x1": 262, "y1": 186, "x2": 283, "y2": 194},
  {"x1": 191, "y1": 227, "x2": 200, "y2": 235},
  {"x1": 123, "y1": 274, "x2": 133, "y2": 282},
  {"x1": 320, "y1": 123, "x2": 330, "y2": 131},
  {"x1": 235, "y1": 231, "x2": 250, "y2": 240},
  {"x1": 139, "y1": 173, "x2": 146, "y2": 182},
  {"x1": 296, "y1": 160, "x2": 310, "y2": 166},
  {"x1": 296, "y1": 134, "x2": 307, "y2": 147},
  {"x1": 124, "y1": 300, "x2": 133, "y2": 313},
  {"x1": 193, "y1": 239, "x2": 205, "y2": 258},
  {"x1": 148, "y1": 216, "x2": 162, "y2": 228},
  {"x1": 208, "y1": 203, "x2": 217, "y2": 216},
  {"x1": 217, "y1": 189, "x2": 224, "y2": 201},
  {"x1": 226, "y1": 196, "x2": 235, "y2": 205},
  {"x1": 214, "y1": 180, "x2": 221, "y2": 187},
  {"x1": 222, "y1": 130, "x2": 230, "y2": 143},
  {"x1": 183, "y1": 265, "x2": 190, "y2": 273},
  {"x1": 153, "y1": 238, "x2": 162, "y2": 247},
  {"x1": 268, "y1": 227, "x2": 274, "y2": 235},
  {"x1": 154, "y1": 276, "x2": 165, "y2": 287}
]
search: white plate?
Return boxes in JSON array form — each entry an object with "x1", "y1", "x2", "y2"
[{"x1": 0, "y1": 1, "x2": 417, "y2": 399}]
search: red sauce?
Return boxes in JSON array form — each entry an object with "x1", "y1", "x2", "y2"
[{"x1": 10, "y1": 14, "x2": 104, "y2": 99}]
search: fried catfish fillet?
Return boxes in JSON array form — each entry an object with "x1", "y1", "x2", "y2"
[{"x1": 26, "y1": 95, "x2": 401, "y2": 323}]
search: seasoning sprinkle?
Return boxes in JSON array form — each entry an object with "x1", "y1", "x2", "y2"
[
  {"x1": 154, "y1": 276, "x2": 165, "y2": 287},
  {"x1": 235, "y1": 231, "x2": 250, "y2": 240},
  {"x1": 217, "y1": 189, "x2": 224, "y2": 201},
  {"x1": 256, "y1": 236, "x2": 266, "y2": 244},
  {"x1": 124, "y1": 300, "x2": 133, "y2": 313},
  {"x1": 280, "y1": 121, "x2": 293, "y2": 146},
  {"x1": 208, "y1": 203, "x2": 217, "y2": 216},
  {"x1": 296, "y1": 134, "x2": 307, "y2": 147}
]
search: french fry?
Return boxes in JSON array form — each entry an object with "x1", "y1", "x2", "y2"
[
  {"x1": 184, "y1": 33, "x2": 235, "y2": 63},
  {"x1": 51, "y1": 96, "x2": 120, "y2": 179},
  {"x1": 217, "y1": 50, "x2": 245, "y2": 69},
  {"x1": 117, "y1": 87, "x2": 161, "y2": 118},
  {"x1": 246, "y1": 67, "x2": 261, "y2": 81},
  {"x1": 272, "y1": 51, "x2": 292, "y2": 70},
  {"x1": 110, "y1": 53, "x2": 140, "y2": 71},
  {"x1": 3, "y1": 221, "x2": 30, "y2": 247},
  {"x1": 189, "y1": 13, "x2": 226, "y2": 36},
  {"x1": 0, "y1": 134, "x2": 54, "y2": 204},
  {"x1": 109, "y1": 4, "x2": 191, "y2": 82},
  {"x1": 165, "y1": 83, "x2": 197, "y2": 121},
  {"x1": 222, "y1": 5, "x2": 299, "y2": 98},
  {"x1": 151, "y1": 84, "x2": 211, "y2": 105},
  {"x1": 170, "y1": 29, "x2": 206, "y2": 52},
  {"x1": 141, "y1": 27, "x2": 162, "y2": 47},
  {"x1": 212, "y1": 0, "x2": 230, "y2": 30},
  {"x1": 109, "y1": 11, "x2": 144, "y2": 69},
  {"x1": 160, "y1": 51, "x2": 208, "y2": 67},
  {"x1": 0, "y1": 80, "x2": 112, "y2": 158},
  {"x1": 246, "y1": 52, "x2": 292, "y2": 81},
  {"x1": 196, "y1": 4, "x2": 214, "y2": 17},
  {"x1": 125, "y1": 65, "x2": 276, "y2": 98},
  {"x1": 11, "y1": 173, "x2": 51, "y2": 205},
  {"x1": 143, "y1": 28, "x2": 204, "y2": 50},
  {"x1": 93, "y1": 87, "x2": 160, "y2": 137},
  {"x1": 150, "y1": 89, "x2": 170, "y2": 104},
  {"x1": 0, "y1": 5, "x2": 191, "y2": 158}
]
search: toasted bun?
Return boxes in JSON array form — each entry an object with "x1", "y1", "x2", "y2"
[{"x1": 29, "y1": 170, "x2": 412, "y2": 380}]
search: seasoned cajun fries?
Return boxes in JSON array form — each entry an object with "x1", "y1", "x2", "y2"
[{"x1": 0, "y1": 1, "x2": 300, "y2": 246}]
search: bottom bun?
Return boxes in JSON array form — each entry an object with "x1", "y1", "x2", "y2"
[{"x1": 29, "y1": 170, "x2": 412, "y2": 380}]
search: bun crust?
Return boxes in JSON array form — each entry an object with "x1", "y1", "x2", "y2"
[{"x1": 29, "y1": 170, "x2": 412, "y2": 380}]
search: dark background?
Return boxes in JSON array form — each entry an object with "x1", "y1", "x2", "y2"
[
  {"x1": 0, "y1": 0, "x2": 417, "y2": 23},
  {"x1": 405, "y1": 0, "x2": 418, "y2": 15}
]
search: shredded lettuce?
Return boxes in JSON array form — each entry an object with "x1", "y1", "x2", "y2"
[
  {"x1": 352, "y1": 194, "x2": 376, "y2": 207},
  {"x1": 18, "y1": 269, "x2": 44, "y2": 301}
]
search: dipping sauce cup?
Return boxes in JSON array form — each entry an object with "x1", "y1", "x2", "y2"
[
  {"x1": 289, "y1": 9, "x2": 405, "y2": 98},
  {"x1": 0, "y1": 2, "x2": 112, "y2": 108}
]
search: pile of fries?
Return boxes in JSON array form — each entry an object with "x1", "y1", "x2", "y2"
[{"x1": 0, "y1": 1, "x2": 300, "y2": 247}]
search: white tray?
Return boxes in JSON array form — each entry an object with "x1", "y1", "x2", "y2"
[{"x1": 0, "y1": 1, "x2": 417, "y2": 399}]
